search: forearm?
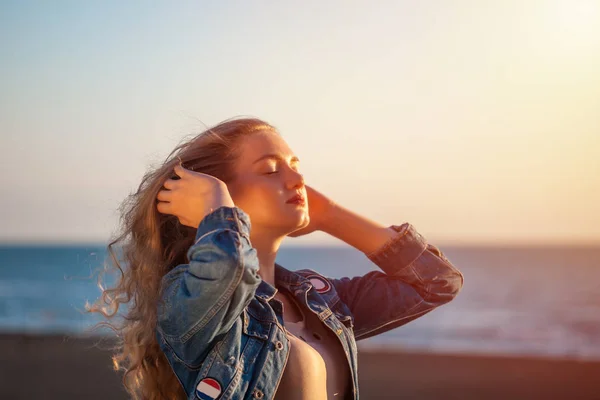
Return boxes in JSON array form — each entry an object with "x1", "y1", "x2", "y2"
[{"x1": 319, "y1": 202, "x2": 398, "y2": 255}]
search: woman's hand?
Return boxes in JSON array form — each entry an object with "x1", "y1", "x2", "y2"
[
  {"x1": 156, "y1": 164, "x2": 235, "y2": 228},
  {"x1": 287, "y1": 185, "x2": 336, "y2": 237}
]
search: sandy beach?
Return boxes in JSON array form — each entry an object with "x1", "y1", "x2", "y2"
[{"x1": 1, "y1": 333, "x2": 599, "y2": 399}]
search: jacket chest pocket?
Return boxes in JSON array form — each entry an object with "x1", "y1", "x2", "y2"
[
  {"x1": 331, "y1": 302, "x2": 359, "y2": 357},
  {"x1": 217, "y1": 313, "x2": 269, "y2": 374},
  {"x1": 193, "y1": 316, "x2": 269, "y2": 400}
]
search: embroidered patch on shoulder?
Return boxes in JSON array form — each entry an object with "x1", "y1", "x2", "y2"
[
  {"x1": 196, "y1": 377, "x2": 222, "y2": 400},
  {"x1": 306, "y1": 274, "x2": 332, "y2": 294}
]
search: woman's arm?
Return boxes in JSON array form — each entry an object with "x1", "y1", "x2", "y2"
[
  {"x1": 156, "y1": 206, "x2": 261, "y2": 365},
  {"x1": 321, "y1": 202, "x2": 464, "y2": 340},
  {"x1": 320, "y1": 202, "x2": 400, "y2": 254}
]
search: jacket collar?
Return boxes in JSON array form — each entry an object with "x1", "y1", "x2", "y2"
[{"x1": 254, "y1": 262, "x2": 309, "y2": 302}]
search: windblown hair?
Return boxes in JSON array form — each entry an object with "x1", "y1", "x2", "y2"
[{"x1": 86, "y1": 117, "x2": 275, "y2": 399}]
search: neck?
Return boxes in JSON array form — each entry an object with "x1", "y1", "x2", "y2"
[{"x1": 249, "y1": 229, "x2": 286, "y2": 288}]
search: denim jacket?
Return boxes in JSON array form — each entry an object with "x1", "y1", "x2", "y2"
[{"x1": 156, "y1": 206, "x2": 464, "y2": 400}]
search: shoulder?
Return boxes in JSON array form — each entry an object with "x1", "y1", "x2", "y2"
[
  {"x1": 293, "y1": 268, "x2": 346, "y2": 311},
  {"x1": 294, "y1": 268, "x2": 334, "y2": 294},
  {"x1": 294, "y1": 268, "x2": 355, "y2": 325}
]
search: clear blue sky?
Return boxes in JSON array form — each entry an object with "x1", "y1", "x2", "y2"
[{"x1": 1, "y1": 0, "x2": 599, "y2": 245}]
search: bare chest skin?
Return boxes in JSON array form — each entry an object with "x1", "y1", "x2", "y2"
[{"x1": 272, "y1": 288, "x2": 351, "y2": 400}]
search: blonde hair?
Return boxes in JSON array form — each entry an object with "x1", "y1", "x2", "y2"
[{"x1": 86, "y1": 117, "x2": 275, "y2": 399}]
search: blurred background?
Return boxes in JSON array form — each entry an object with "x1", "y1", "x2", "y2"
[{"x1": 1, "y1": 1, "x2": 599, "y2": 399}]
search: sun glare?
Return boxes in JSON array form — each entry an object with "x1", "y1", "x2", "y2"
[{"x1": 545, "y1": 0, "x2": 600, "y2": 51}]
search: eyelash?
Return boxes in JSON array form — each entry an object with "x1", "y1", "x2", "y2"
[{"x1": 264, "y1": 165, "x2": 299, "y2": 175}]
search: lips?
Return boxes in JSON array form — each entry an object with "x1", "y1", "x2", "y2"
[{"x1": 286, "y1": 193, "x2": 305, "y2": 204}]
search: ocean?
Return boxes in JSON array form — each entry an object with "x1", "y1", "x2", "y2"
[{"x1": 1, "y1": 244, "x2": 599, "y2": 361}]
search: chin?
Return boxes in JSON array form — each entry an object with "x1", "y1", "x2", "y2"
[
  {"x1": 284, "y1": 212, "x2": 309, "y2": 232},
  {"x1": 300, "y1": 214, "x2": 310, "y2": 228}
]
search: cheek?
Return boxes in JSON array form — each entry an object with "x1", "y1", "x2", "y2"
[
  {"x1": 252, "y1": 182, "x2": 282, "y2": 203},
  {"x1": 233, "y1": 180, "x2": 281, "y2": 208}
]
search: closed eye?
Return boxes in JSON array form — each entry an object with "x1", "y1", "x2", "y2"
[{"x1": 265, "y1": 171, "x2": 279, "y2": 175}]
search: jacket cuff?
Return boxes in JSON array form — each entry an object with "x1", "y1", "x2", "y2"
[
  {"x1": 194, "y1": 206, "x2": 252, "y2": 245},
  {"x1": 365, "y1": 223, "x2": 428, "y2": 275}
]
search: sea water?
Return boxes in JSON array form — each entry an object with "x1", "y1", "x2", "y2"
[{"x1": 1, "y1": 244, "x2": 599, "y2": 360}]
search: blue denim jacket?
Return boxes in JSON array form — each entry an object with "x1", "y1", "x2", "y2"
[{"x1": 156, "y1": 206, "x2": 464, "y2": 400}]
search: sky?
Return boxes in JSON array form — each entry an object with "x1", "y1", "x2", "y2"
[{"x1": 1, "y1": 0, "x2": 599, "y2": 246}]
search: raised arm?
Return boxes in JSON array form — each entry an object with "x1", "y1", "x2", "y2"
[
  {"x1": 156, "y1": 206, "x2": 262, "y2": 365},
  {"x1": 329, "y1": 222, "x2": 464, "y2": 340}
]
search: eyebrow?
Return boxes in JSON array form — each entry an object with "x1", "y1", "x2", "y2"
[{"x1": 252, "y1": 154, "x2": 300, "y2": 165}]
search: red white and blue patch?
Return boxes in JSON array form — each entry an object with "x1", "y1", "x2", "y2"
[
  {"x1": 307, "y1": 275, "x2": 332, "y2": 294},
  {"x1": 196, "y1": 377, "x2": 222, "y2": 400}
]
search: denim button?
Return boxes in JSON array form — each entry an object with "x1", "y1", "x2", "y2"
[
  {"x1": 275, "y1": 341, "x2": 284, "y2": 350},
  {"x1": 253, "y1": 389, "x2": 264, "y2": 398}
]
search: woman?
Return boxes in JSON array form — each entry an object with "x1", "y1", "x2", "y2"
[{"x1": 88, "y1": 117, "x2": 464, "y2": 400}]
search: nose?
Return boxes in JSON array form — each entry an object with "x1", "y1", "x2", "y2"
[{"x1": 286, "y1": 169, "x2": 305, "y2": 190}]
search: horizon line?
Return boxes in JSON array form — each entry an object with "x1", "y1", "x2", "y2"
[{"x1": 1, "y1": 238, "x2": 599, "y2": 249}]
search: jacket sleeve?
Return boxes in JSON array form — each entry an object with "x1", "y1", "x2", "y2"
[
  {"x1": 329, "y1": 223, "x2": 464, "y2": 341},
  {"x1": 156, "y1": 206, "x2": 262, "y2": 364}
]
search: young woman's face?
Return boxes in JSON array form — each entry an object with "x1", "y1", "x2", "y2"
[{"x1": 227, "y1": 129, "x2": 310, "y2": 236}]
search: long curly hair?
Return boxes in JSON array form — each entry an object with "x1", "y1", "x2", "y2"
[{"x1": 85, "y1": 117, "x2": 275, "y2": 399}]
